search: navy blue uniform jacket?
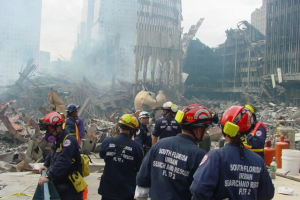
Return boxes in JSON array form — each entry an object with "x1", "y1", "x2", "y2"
[
  {"x1": 136, "y1": 133, "x2": 206, "y2": 200},
  {"x1": 98, "y1": 133, "x2": 143, "y2": 199},
  {"x1": 45, "y1": 131, "x2": 81, "y2": 184},
  {"x1": 65, "y1": 116, "x2": 77, "y2": 134},
  {"x1": 135, "y1": 123, "x2": 151, "y2": 148},
  {"x1": 152, "y1": 115, "x2": 181, "y2": 139},
  {"x1": 245, "y1": 122, "x2": 267, "y2": 160},
  {"x1": 190, "y1": 142, "x2": 275, "y2": 200}
]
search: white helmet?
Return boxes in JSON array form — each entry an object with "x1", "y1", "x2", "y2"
[
  {"x1": 162, "y1": 101, "x2": 178, "y2": 113},
  {"x1": 139, "y1": 111, "x2": 150, "y2": 119}
]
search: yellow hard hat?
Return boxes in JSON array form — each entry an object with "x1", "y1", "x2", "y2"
[
  {"x1": 245, "y1": 104, "x2": 256, "y2": 114},
  {"x1": 119, "y1": 114, "x2": 139, "y2": 129}
]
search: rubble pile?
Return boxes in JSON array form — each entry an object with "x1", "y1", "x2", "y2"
[
  {"x1": 0, "y1": 74, "x2": 133, "y2": 121},
  {"x1": 0, "y1": 59, "x2": 300, "y2": 172},
  {"x1": 187, "y1": 96, "x2": 300, "y2": 145}
]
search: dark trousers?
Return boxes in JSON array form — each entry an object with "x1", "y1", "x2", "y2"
[
  {"x1": 101, "y1": 195, "x2": 134, "y2": 200},
  {"x1": 56, "y1": 182, "x2": 83, "y2": 200},
  {"x1": 60, "y1": 192, "x2": 83, "y2": 200}
]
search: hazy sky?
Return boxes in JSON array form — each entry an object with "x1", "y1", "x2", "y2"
[{"x1": 40, "y1": 0, "x2": 262, "y2": 61}]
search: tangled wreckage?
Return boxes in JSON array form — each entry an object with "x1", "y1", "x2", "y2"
[
  {"x1": 0, "y1": 59, "x2": 186, "y2": 172},
  {"x1": 1, "y1": 58, "x2": 300, "y2": 174}
]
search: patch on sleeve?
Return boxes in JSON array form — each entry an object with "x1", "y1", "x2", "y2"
[
  {"x1": 256, "y1": 130, "x2": 262, "y2": 137},
  {"x1": 63, "y1": 139, "x2": 71, "y2": 147},
  {"x1": 199, "y1": 155, "x2": 208, "y2": 166}
]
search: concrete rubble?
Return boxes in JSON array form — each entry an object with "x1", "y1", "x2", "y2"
[{"x1": 0, "y1": 65, "x2": 300, "y2": 175}]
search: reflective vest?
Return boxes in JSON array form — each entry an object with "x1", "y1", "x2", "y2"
[
  {"x1": 243, "y1": 122, "x2": 266, "y2": 153},
  {"x1": 62, "y1": 119, "x2": 80, "y2": 144}
]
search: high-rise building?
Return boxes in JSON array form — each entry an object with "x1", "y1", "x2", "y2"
[
  {"x1": 134, "y1": 0, "x2": 182, "y2": 86},
  {"x1": 89, "y1": 0, "x2": 138, "y2": 81},
  {"x1": 76, "y1": 0, "x2": 95, "y2": 52},
  {"x1": 77, "y1": 0, "x2": 182, "y2": 86},
  {"x1": 251, "y1": 0, "x2": 267, "y2": 35},
  {"x1": 0, "y1": 0, "x2": 42, "y2": 85},
  {"x1": 264, "y1": 0, "x2": 300, "y2": 106}
]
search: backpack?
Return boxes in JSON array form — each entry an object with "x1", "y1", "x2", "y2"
[
  {"x1": 62, "y1": 133, "x2": 91, "y2": 177},
  {"x1": 80, "y1": 154, "x2": 91, "y2": 177}
]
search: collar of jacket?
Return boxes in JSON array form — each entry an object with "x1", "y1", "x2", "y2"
[
  {"x1": 118, "y1": 133, "x2": 130, "y2": 138},
  {"x1": 67, "y1": 116, "x2": 77, "y2": 121},
  {"x1": 177, "y1": 133, "x2": 197, "y2": 144},
  {"x1": 56, "y1": 129, "x2": 69, "y2": 145},
  {"x1": 226, "y1": 141, "x2": 242, "y2": 147},
  {"x1": 140, "y1": 123, "x2": 148, "y2": 130}
]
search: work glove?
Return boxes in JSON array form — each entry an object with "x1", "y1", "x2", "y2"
[{"x1": 134, "y1": 186, "x2": 149, "y2": 200}]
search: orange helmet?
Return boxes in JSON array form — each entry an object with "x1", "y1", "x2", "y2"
[
  {"x1": 39, "y1": 111, "x2": 64, "y2": 131},
  {"x1": 220, "y1": 106, "x2": 254, "y2": 136}
]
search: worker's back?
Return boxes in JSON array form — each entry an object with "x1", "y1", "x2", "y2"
[
  {"x1": 191, "y1": 142, "x2": 274, "y2": 200},
  {"x1": 152, "y1": 114, "x2": 181, "y2": 139},
  {"x1": 137, "y1": 134, "x2": 205, "y2": 200}
]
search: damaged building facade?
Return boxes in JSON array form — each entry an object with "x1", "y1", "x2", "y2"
[
  {"x1": 134, "y1": 0, "x2": 182, "y2": 87},
  {"x1": 183, "y1": 21, "x2": 267, "y2": 101},
  {"x1": 264, "y1": 0, "x2": 300, "y2": 106},
  {"x1": 251, "y1": 0, "x2": 267, "y2": 36},
  {"x1": 73, "y1": 0, "x2": 182, "y2": 90},
  {"x1": 0, "y1": 0, "x2": 42, "y2": 86},
  {"x1": 183, "y1": 0, "x2": 300, "y2": 105}
]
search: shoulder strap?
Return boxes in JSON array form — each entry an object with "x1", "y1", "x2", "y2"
[
  {"x1": 62, "y1": 119, "x2": 80, "y2": 143},
  {"x1": 165, "y1": 115, "x2": 173, "y2": 126},
  {"x1": 113, "y1": 136, "x2": 131, "y2": 157}
]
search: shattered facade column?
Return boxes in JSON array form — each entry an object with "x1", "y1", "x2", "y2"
[
  {"x1": 165, "y1": 61, "x2": 170, "y2": 85},
  {"x1": 285, "y1": 86, "x2": 291, "y2": 107},
  {"x1": 151, "y1": 53, "x2": 157, "y2": 83},
  {"x1": 158, "y1": 60, "x2": 164, "y2": 83},
  {"x1": 133, "y1": 49, "x2": 142, "y2": 95},
  {"x1": 142, "y1": 47, "x2": 152, "y2": 82},
  {"x1": 134, "y1": 0, "x2": 182, "y2": 85}
]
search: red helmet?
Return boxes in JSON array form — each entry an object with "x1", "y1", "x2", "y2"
[
  {"x1": 39, "y1": 111, "x2": 64, "y2": 131},
  {"x1": 220, "y1": 106, "x2": 254, "y2": 134},
  {"x1": 180, "y1": 104, "x2": 218, "y2": 127}
]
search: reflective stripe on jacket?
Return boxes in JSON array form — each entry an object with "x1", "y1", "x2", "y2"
[
  {"x1": 243, "y1": 122, "x2": 267, "y2": 159},
  {"x1": 63, "y1": 118, "x2": 80, "y2": 143}
]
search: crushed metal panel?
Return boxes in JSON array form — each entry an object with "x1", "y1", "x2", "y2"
[
  {"x1": 181, "y1": 72, "x2": 189, "y2": 83},
  {"x1": 111, "y1": 101, "x2": 117, "y2": 108},
  {"x1": 78, "y1": 97, "x2": 90, "y2": 116},
  {"x1": 271, "y1": 74, "x2": 276, "y2": 88},
  {"x1": 99, "y1": 103, "x2": 107, "y2": 110},
  {"x1": 47, "y1": 88, "x2": 66, "y2": 113},
  {"x1": 277, "y1": 68, "x2": 283, "y2": 83}
]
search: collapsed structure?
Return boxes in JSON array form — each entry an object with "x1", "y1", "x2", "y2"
[
  {"x1": 183, "y1": 1, "x2": 300, "y2": 107},
  {"x1": 73, "y1": 0, "x2": 183, "y2": 94},
  {"x1": 1, "y1": 0, "x2": 300, "y2": 175}
]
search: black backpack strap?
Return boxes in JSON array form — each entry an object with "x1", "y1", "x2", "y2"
[
  {"x1": 113, "y1": 136, "x2": 131, "y2": 157},
  {"x1": 165, "y1": 115, "x2": 175, "y2": 131}
]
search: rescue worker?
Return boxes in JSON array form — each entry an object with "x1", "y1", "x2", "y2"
[
  {"x1": 150, "y1": 107, "x2": 157, "y2": 123},
  {"x1": 135, "y1": 111, "x2": 152, "y2": 154},
  {"x1": 152, "y1": 101, "x2": 181, "y2": 145},
  {"x1": 65, "y1": 104, "x2": 80, "y2": 143},
  {"x1": 76, "y1": 116, "x2": 85, "y2": 139},
  {"x1": 135, "y1": 104, "x2": 218, "y2": 200},
  {"x1": 243, "y1": 104, "x2": 267, "y2": 160},
  {"x1": 190, "y1": 106, "x2": 274, "y2": 200},
  {"x1": 98, "y1": 114, "x2": 144, "y2": 200},
  {"x1": 38, "y1": 111, "x2": 83, "y2": 200}
]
